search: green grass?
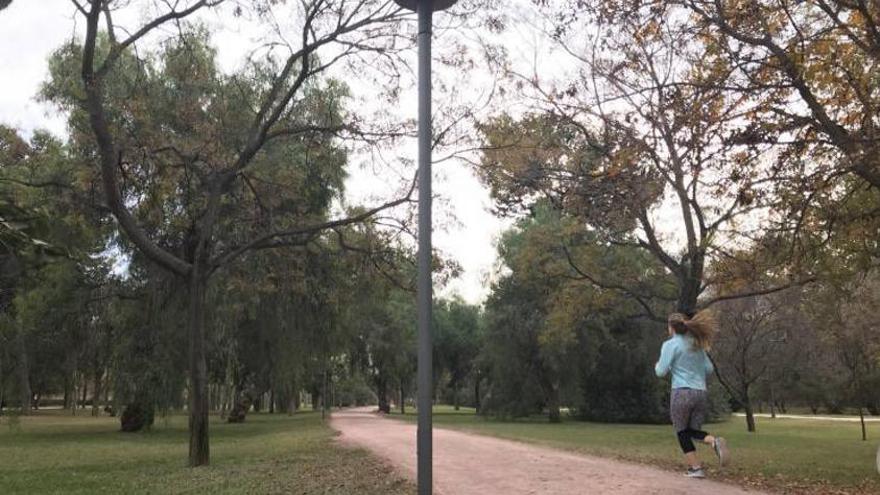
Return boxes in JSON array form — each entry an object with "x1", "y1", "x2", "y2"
[
  {"x1": 0, "y1": 410, "x2": 411, "y2": 495},
  {"x1": 392, "y1": 406, "x2": 880, "y2": 494}
]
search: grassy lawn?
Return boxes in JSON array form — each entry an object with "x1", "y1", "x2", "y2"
[
  {"x1": 392, "y1": 406, "x2": 879, "y2": 494},
  {"x1": 0, "y1": 410, "x2": 411, "y2": 495}
]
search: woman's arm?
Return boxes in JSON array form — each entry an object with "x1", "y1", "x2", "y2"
[{"x1": 655, "y1": 340, "x2": 675, "y2": 377}]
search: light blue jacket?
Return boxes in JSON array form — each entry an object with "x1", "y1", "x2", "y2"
[{"x1": 655, "y1": 333, "x2": 714, "y2": 391}]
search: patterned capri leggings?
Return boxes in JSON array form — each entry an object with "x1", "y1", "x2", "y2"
[{"x1": 670, "y1": 388, "x2": 709, "y2": 454}]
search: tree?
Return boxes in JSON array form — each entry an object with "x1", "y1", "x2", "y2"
[
  {"x1": 55, "y1": 1, "x2": 413, "y2": 466},
  {"x1": 712, "y1": 294, "x2": 789, "y2": 432},
  {"x1": 347, "y1": 253, "x2": 416, "y2": 415},
  {"x1": 673, "y1": 0, "x2": 880, "y2": 189},
  {"x1": 483, "y1": 272, "x2": 560, "y2": 420},
  {"x1": 811, "y1": 272, "x2": 880, "y2": 440},
  {"x1": 480, "y1": 3, "x2": 820, "y2": 317},
  {"x1": 1, "y1": 127, "x2": 106, "y2": 415},
  {"x1": 434, "y1": 298, "x2": 481, "y2": 411},
  {"x1": 481, "y1": 204, "x2": 673, "y2": 423},
  {"x1": 108, "y1": 267, "x2": 189, "y2": 430}
]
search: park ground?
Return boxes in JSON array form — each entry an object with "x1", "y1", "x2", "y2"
[
  {"x1": 0, "y1": 410, "x2": 412, "y2": 495},
  {"x1": 1, "y1": 407, "x2": 878, "y2": 494},
  {"x1": 381, "y1": 406, "x2": 879, "y2": 495}
]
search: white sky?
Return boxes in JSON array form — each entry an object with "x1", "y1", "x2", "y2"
[{"x1": 0, "y1": 0, "x2": 512, "y2": 304}]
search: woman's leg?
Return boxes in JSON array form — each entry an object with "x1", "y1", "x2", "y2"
[
  {"x1": 689, "y1": 392, "x2": 730, "y2": 466},
  {"x1": 687, "y1": 428, "x2": 714, "y2": 445},
  {"x1": 671, "y1": 390, "x2": 704, "y2": 469},
  {"x1": 677, "y1": 429, "x2": 717, "y2": 469}
]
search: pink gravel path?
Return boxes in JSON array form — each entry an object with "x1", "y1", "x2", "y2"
[{"x1": 331, "y1": 407, "x2": 771, "y2": 495}]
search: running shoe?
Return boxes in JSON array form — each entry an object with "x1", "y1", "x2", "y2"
[{"x1": 685, "y1": 467, "x2": 706, "y2": 479}]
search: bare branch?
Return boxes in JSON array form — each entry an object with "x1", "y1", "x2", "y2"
[
  {"x1": 212, "y1": 174, "x2": 417, "y2": 269},
  {"x1": 699, "y1": 276, "x2": 817, "y2": 309}
]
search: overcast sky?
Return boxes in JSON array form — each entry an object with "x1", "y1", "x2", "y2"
[{"x1": 0, "y1": 0, "x2": 518, "y2": 304}]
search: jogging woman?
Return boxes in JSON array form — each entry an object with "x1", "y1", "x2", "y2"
[{"x1": 655, "y1": 311, "x2": 730, "y2": 479}]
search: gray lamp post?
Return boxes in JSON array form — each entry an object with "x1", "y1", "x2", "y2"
[{"x1": 393, "y1": 1, "x2": 457, "y2": 494}]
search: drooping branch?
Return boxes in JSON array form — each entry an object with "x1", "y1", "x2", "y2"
[
  {"x1": 77, "y1": 0, "x2": 405, "y2": 278},
  {"x1": 684, "y1": 0, "x2": 880, "y2": 189},
  {"x1": 699, "y1": 276, "x2": 817, "y2": 309},
  {"x1": 231, "y1": 3, "x2": 405, "y2": 177},
  {"x1": 80, "y1": 1, "x2": 192, "y2": 276},
  {"x1": 330, "y1": 227, "x2": 415, "y2": 293},
  {"x1": 96, "y1": 0, "x2": 224, "y2": 77},
  {"x1": 560, "y1": 244, "x2": 669, "y2": 323},
  {"x1": 211, "y1": 175, "x2": 417, "y2": 270}
]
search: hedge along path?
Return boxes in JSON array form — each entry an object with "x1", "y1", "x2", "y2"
[{"x1": 331, "y1": 408, "x2": 771, "y2": 495}]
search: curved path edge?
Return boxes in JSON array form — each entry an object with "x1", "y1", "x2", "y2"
[{"x1": 330, "y1": 407, "x2": 771, "y2": 495}]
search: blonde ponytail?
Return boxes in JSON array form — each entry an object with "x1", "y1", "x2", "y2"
[{"x1": 668, "y1": 310, "x2": 717, "y2": 350}]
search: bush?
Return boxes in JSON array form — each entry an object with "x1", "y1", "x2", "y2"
[
  {"x1": 334, "y1": 374, "x2": 375, "y2": 407},
  {"x1": 227, "y1": 395, "x2": 252, "y2": 423},
  {"x1": 120, "y1": 401, "x2": 155, "y2": 432},
  {"x1": 575, "y1": 338, "x2": 667, "y2": 424}
]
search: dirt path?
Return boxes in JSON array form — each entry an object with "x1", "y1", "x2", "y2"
[{"x1": 331, "y1": 408, "x2": 770, "y2": 495}]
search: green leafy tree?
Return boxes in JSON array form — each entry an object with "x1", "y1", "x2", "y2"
[
  {"x1": 482, "y1": 205, "x2": 674, "y2": 422},
  {"x1": 434, "y1": 298, "x2": 481, "y2": 411},
  {"x1": 483, "y1": 4, "x2": 822, "y2": 316},
  {"x1": 1, "y1": 127, "x2": 107, "y2": 414},
  {"x1": 50, "y1": 0, "x2": 411, "y2": 465}
]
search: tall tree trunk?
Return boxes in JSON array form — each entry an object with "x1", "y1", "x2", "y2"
[
  {"x1": 80, "y1": 375, "x2": 88, "y2": 409},
  {"x1": 71, "y1": 374, "x2": 78, "y2": 417},
  {"x1": 15, "y1": 329, "x2": 30, "y2": 415},
  {"x1": 63, "y1": 376, "x2": 72, "y2": 411},
  {"x1": 860, "y1": 406, "x2": 867, "y2": 441},
  {"x1": 474, "y1": 376, "x2": 481, "y2": 414},
  {"x1": 66, "y1": 354, "x2": 78, "y2": 413},
  {"x1": 769, "y1": 383, "x2": 777, "y2": 419},
  {"x1": 744, "y1": 400, "x2": 756, "y2": 433},
  {"x1": 676, "y1": 256, "x2": 704, "y2": 316},
  {"x1": 677, "y1": 275, "x2": 701, "y2": 315},
  {"x1": 0, "y1": 354, "x2": 4, "y2": 415},
  {"x1": 92, "y1": 367, "x2": 103, "y2": 417},
  {"x1": 293, "y1": 385, "x2": 301, "y2": 411},
  {"x1": 321, "y1": 365, "x2": 328, "y2": 420},
  {"x1": 376, "y1": 377, "x2": 390, "y2": 414},
  {"x1": 742, "y1": 383, "x2": 756, "y2": 432},
  {"x1": 103, "y1": 375, "x2": 111, "y2": 413},
  {"x1": 311, "y1": 388, "x2": 320, "y2": 411},
  {"x1": 453, "y1": 380, "x2": 460, "y2": 411},
  {"x1": 541, "y1": 373, "x2": 561, "y2": 423},
  {"x1": 269, "y1": 388, "x2": 275, "y2": 414},
  {"x1": 187, "y1": 272, "x2": 210, "y2": 467},
  {"x1": 285, "y1": 388, "x2": 292, "y2": 413},
  {"x1": 547, "y1": 386, "x2": 561, "y2": 423},
  {"x1": 400, "y1": 383, "x2": 405, "y2": 415}
]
